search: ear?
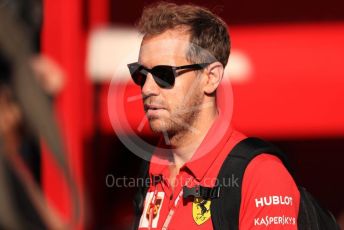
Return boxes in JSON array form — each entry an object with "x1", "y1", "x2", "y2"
[{"x1": 203, "y1": 62, "x2": 224, "y2": 94}]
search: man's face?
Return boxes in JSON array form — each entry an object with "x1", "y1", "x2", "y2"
[{"x1": 138, "y1": 29, "x2": 205, "y2": 136}]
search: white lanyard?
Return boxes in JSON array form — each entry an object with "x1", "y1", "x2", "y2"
[
  {"x1": 161, "y1": 189, "x2": 183, "y2": 230},
  {"x1": 147, "y1": 176, "x2": 195, "y2": 230},
  {"x1": 162, "y1": 177, "x2": 195, "y2": 230}
]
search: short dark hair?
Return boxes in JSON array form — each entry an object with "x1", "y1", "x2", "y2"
[{"x1": 137, "y1": 2, "x2": 230, "y2": 67}]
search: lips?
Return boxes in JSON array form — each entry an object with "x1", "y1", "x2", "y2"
[
  {"x1": 144, "y1": 104, "x2": 166, "y2": 118},
  {"x1": 144, "y1": 104, "x2": 165, "y2": 111}
]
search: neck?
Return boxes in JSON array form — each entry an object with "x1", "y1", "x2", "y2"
[{"x1": 168, "y1": 104, "x2": 219, "y2": 172}]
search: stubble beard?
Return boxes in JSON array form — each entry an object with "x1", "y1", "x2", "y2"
[{"x1": 148, "y1": 91, "x2": 204, "y2": 143}]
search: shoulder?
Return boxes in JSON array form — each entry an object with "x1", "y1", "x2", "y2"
[
  {"x1": 239, "y1": 153, "x2": 300, "y2": 229},
  {"x1": 243, "y1": 153, "x2": 297, "y2": 191}
]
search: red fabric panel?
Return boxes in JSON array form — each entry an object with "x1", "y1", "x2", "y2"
[
  {"x1": 41, "y1": 0, "x2": 93, "y2": 228},
  {"x1": 89, "y1": 0, "x2": 110, "y2": 27}
]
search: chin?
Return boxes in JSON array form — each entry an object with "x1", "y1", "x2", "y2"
[{"x1": 149, "y1": 119, "x2": 169, "y2": 133}]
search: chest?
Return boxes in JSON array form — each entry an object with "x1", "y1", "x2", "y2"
[{"x1": 138, "y1": 175, "x2": 216, "y2": 229}]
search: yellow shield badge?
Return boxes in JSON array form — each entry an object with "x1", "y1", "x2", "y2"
[{"x1": 192, "y1": 197, "x2": 211, "y2": 225}]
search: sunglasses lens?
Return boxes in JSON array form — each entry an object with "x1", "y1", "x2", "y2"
[
  {"x1": 133, "y1": 71, "x2": 147, "y2": 86},
  {"x1": 128, "y1": 64, "x2": 147, "y2": 86},
  {"x1": 128, "y1": 63, "x2": 176, "y2": 88},
  {"x1": 152, "y1": 66, "x2": 175, "y2": 88}
]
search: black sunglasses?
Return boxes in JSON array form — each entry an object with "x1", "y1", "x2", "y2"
[{"x1": 127, "y1": 62, "x2": 210, "y2": 88}]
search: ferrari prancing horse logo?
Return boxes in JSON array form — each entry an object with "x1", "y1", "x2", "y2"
[{"x1": 192, "y1": 197, "x2": 211, "y2": 225}]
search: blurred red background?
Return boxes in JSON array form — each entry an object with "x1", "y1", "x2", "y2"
[{"x1": 40, "y1": 0, "x2": 344, "y2": 229}]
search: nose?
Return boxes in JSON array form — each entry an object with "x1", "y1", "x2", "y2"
[{"x1": 141, "y1": 73, "x2": 160, "y2": 98}]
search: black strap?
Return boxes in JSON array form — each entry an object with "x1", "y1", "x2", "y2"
[
  {"x1": 211, "y1": 137, "x2": 292, "y2": 230},
  {"x1": 183, "y1": 185, "x2": 221, "y2": 200}
]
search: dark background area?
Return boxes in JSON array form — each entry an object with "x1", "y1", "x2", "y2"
[{"x1": 109, "y1": 0, "x2": 344, "y2": 25}]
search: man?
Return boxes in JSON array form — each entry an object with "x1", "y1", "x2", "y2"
[{"x1": 128, "y1": 2, "x2": 299, "y2": 229}]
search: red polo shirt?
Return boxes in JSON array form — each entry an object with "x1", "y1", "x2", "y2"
[{"x1": 138, "y1": 110, "x2": 300, "y2": 229}]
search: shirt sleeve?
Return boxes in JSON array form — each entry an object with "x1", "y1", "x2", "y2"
[{"x1": 239, "y1": 154, "x2": 300, "y2": 229}]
